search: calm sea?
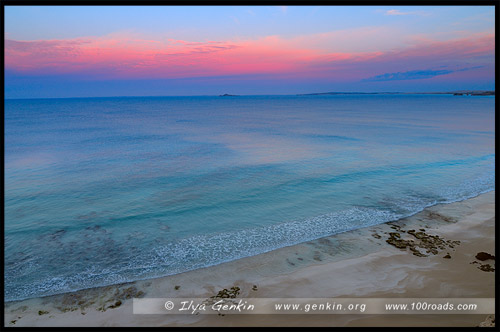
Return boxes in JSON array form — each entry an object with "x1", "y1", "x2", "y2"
[{"x1": 4, "y1": 95, "x2": 495, "y2": 301}]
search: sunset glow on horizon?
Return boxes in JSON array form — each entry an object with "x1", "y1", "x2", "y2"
[{"x1": 5, "y1": 6, "x2": 495, "y2": 98}]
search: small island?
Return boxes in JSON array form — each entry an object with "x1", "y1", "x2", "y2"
[{"x1": 219, "y1": 94, "x2": 239, "y2": 97}]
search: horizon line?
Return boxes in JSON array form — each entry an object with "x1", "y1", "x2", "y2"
[{"x1": 5, "y1": 90, "x2": 496, "y2": 101}]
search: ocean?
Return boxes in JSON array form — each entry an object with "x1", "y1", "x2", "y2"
[{"x1": 4, "y1": 94, "x2": 495, "y2": 301}]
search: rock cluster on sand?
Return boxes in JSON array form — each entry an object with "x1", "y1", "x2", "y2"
[
  {"x1": 478, "y1": 315, "x2": 495, "y2": 327},
  {"x1": 210, "y1": 286, "x2": 241, "y2": 299},
  {"x1": 384, "y1": 224, "x2": 460, "y2": 257}
]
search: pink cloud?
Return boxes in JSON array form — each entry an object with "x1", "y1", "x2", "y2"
[
  {"x1": 5, "y1": 30, "x2": 494, "y2": 82},
  {"x1": 388, "y1": 32, "x2": 494, "y2": 60}
]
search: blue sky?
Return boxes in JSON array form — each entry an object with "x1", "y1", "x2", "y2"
[{"x1": 5, "y1": 6, "x2": 495, "y2": 98}]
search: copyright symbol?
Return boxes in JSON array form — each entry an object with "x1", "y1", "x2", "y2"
[{"x1": 165, "y1": 301, "x2": 175, "y2": 310}]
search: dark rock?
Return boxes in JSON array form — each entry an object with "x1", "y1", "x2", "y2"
[
  {"x1": 386, "y1": 232, "x2": 411, "y2": 249},
  {"x1": 411, "y1": 231, "x2": 426, "y2": 239},
  {"x1": 211, "y1": 286, "x2": 241, "y2": 299},
  {"x1": 475, "y1": 252, "x2": 495, "y2": 261},
  {"x1": 109, "y1": 300, "x2": 122, "y2": 309},
  {"x1": 478, "y1": 264, "x2": 495, "y2": 272},
  {"x1": 443, "y1": 254, "x2": 451, "y2": 259},
  {"x1": 409, "y1": 247, "x2": 428, "y2": 257},
  {"x1": 478, "y1": 314, "x2": 496, "y2": 327}
]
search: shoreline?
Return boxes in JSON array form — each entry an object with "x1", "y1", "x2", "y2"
[
  {"x1": 5, "y1": 189, "x2": 494, "y2": 304},
  {"x1": 5, "y1": 190, "x2": 495, "y2": 327}
]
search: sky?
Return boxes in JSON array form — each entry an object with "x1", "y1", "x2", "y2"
[{"x1": 4, "y1": 6, "x2": 495, "y2": 98}]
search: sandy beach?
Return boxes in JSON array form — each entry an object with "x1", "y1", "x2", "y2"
[{"x1": 5, "y1": 191, "x2": 495, "y2": 327}]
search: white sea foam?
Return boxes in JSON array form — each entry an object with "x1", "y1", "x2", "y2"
[{"x1": 5, "y1": 180, "x2": 494, "y2": 302}]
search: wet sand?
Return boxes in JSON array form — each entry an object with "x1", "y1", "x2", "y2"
[{"x1": 4, "y1": 191, "x2": 495, "y2": 327}]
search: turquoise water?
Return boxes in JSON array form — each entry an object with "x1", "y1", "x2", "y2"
[{"x1": 4, "y1": 95, "x2": 495, "y2": 301}]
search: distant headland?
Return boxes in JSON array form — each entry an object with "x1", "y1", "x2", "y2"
[{"x1": 297, "y1": 90, "x2": 495, "y2": 96}]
